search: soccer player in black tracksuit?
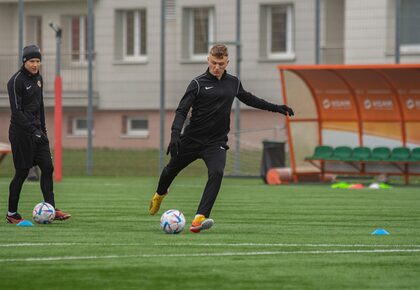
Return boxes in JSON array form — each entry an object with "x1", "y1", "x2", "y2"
[
  {"x1": 6, "y1": 45, "x2": 71, "y2": 224},
  {"x1": 149, "y1": 44, "x2": 294, "y2": 233}
]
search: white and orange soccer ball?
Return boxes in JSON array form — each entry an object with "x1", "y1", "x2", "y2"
[
  {"x1": 160, "y1": 209, "x2": 186, "y2": 234},
  {"x1": 32, "y1": 202, "x2": 56, "y2": 224}
]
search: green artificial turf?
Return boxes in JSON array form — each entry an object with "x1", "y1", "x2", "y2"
[{"x1": 1, "y1": 176, "x2": 420, "y2": 290}]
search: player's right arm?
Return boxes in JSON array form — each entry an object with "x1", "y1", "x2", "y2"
[
  {"x1": 171, "y1": 80, "x2": 199, "y2": 133},
  {"x1": 8, "y1": 73, "x2": 38, "y2": 134},
  {"x1": 166, "y1": 80, "x2": 198, "y2": 157}
]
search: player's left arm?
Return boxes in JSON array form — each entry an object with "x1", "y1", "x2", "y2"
[
  {"x1": 39, "y1": 77, "x2": 48, "y2": 135},
  {"x1": 236, "y1": 81, "x2": 294, "y2": 116},
  {"x1": 38, "y1": 77, "x2": 49, "y2": 144}
]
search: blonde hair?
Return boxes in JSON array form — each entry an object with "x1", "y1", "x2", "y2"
[{"x1": 209, "y1": 44, "x2": 228, "y2": 58}]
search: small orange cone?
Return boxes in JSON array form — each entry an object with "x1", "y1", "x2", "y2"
[{"x1": 266, "y1": 168, "x2": 282, "y2": 185}]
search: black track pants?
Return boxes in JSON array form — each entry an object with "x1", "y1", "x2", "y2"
[
  {"x1": 8, "y1": 142, "x2": 55, "y2": 212},
  {"x1": 156, "y1": 143, "x2": 227, "y2": 218}
]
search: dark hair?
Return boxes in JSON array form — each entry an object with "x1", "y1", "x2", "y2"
[
  {"x1": 22, "y1": 45, "x2": 42, "y2": 63},
  {"x1": 209, "y1": 44, "x2": 228, "y2": 58}
]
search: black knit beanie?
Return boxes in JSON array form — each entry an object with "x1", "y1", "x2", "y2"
[{"x1": 22, "y1": 45, "x2": 42, "y2": 63}]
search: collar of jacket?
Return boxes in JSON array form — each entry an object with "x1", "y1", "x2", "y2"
[{"x1": 206, "y1": 68, "x2": 227, "y2": 80}]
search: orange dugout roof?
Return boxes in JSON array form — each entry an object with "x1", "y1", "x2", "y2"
[
  {"x1": 278, "y1": 64, "x2": 420, "y2": 123},
  {"x1": 277, "y1": 64, "x2": 420, "y2": 180}
]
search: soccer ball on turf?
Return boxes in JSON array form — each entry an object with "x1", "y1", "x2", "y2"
[
  {"x1": 32, "y1": 202, "x2": 56, "y2": 224},
  {"x1": 160, "y1": 209, "x2": 186, "y2": 234}
]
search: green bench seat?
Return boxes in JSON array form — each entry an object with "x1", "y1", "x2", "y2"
[
  {"x1": 306, "y1": 145, "x2": 333, "y2": 160},
  {"x1": 326, "y1": 146, "x2": 353, "y2": 160},
  {"x1": 408, "y1": 147, "x2": 420, "y2": 162},
  {"x1": 345, "y1": 146, "x2": 371, "y2": 161},
  {"x1": 364, "y1": 147, "x2": 391, "y2": 161},
  {"x1": 388, "y1": 147, "x2": 411, "y2": 162}
]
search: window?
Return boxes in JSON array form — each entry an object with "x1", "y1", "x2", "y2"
[
  {"x1": 67, "y1": 15, "x2": 87, "y2": 62},
  {"x1": 182, "y1": 7, "x2": 214, "y2": 60},
  {"x1": 260, "y1": 4, "x2": 295, "y2": 60},
  {"x1": 122, "y1": 116, "x2": 149, "y2": 137},
  {"x1": 116, "y1": 10, "x2": 147, "y2": 62},
  {"x1": 123, "y1": 10, "x2": 147, "y2": 60},
  {"x1": 115, "y1": 10, "x2": 147, "y2": 62},
  {"x1": 26, "y1": 16, "x2": 42, "y2": 50},
  {"x1": 68, "y1": 117, "x2": 91, "y2": 136},
  {"x1": 400, "y1": 0, "x2": 420, "y2": 53}
]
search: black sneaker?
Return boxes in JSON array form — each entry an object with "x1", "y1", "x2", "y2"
[{"x1": 6, "y1": 213, "x2": 25, "y2": 224}]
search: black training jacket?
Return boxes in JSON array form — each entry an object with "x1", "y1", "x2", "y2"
[
  {"x1": 172, "y1": 69, "x2": 281, "y2": 145},
  {"x1": 7, "y1": 66, "x2": 46, "y2": 136}
]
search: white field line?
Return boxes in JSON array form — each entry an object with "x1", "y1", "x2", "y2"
[
  {"x1": 1, "y1": 242, "x2": 420, "y2": 248},
  {"x1": 1, "y1": 249, "x2": 420, "y2": 263},
  {"x1": 153, "y1": 243, "x2": 420, "y2": 248},
  {"x1": 0, "y1": 243, "x2": 81, "y2": 247}
]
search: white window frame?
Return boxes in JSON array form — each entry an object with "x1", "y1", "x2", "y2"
[
  {"x1": 188, "y1": 7, "x2": 214, "y2": 61},
  {"x1": 69, "y1": 15, "x2": 87, "y2": 64},
  {"x1": 126, "y1": 117, "x2": 149, "y2": 137},
  {"x1": 72, "y1": 117, "x2": 88, "y2": 136},
  {"x1": 122, "y1": 10, "x2": 147, "y2": 62},
  {"x1": 400, "y1": 44, "x2": 420, "y2": 54},
  {"x1": 266, "y1": 5, "x2": 295, "y2": 60}
]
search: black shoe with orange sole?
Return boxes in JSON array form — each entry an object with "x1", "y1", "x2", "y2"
[
  {"x1": 54, "y1": 209, "x2": 71, "y2": 221},
  {"x1": 6, "y1": 213, "x2": 25, "y2": 224}
]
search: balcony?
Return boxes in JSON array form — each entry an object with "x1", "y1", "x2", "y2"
[{"x1": 0, "y1": 52, "x2": 98, "y2": 108}]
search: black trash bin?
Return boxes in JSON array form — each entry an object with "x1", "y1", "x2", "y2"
[{"x1": 260, "y1": 140, "x2": 285, "y2": 183}]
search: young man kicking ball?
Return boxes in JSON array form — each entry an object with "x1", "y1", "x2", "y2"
[{"x1": 149, "y1": 44, "x2": 294, "y2": 233}]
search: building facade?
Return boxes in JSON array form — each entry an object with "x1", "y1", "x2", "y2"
[{"x1": 0, "y1": 0, "x2": 419, "y2": 149}]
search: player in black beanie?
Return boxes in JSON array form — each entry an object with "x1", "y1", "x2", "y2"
[{"x1": 5, "y1": 44, "x2": 71, "y2": 224}]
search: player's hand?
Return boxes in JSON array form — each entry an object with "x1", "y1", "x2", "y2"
[
  {"x1": 166, "y1": 131, "x2": 181, "y2": 157},
  {"x1": 33, "y1": 130, "x2": 48, "y2": 144},
  {"x1": 277, "y1": 105, "x2": 294, "y2": 116}
]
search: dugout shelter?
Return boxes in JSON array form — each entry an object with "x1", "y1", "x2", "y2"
[{"x1": 277, "y1": 64, "x2": 420, "y2": 184}]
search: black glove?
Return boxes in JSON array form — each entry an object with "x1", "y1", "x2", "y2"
[
  {"x1": 33, "y1": 130, "x2": 48, "y2": 145},
  {"x1": 166, "y1": 131, "x2": 181, "y2": 158},
  {"x1": 277, "y1": 105, "x2": 294, "y2": 116}
]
